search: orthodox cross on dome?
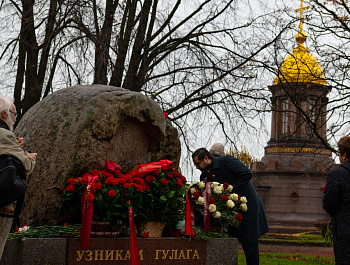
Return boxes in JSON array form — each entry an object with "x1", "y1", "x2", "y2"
[{"x1": 295, "y1": 0, "x2": 309, "y2": 32}]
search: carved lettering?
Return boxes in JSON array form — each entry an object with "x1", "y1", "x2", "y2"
[
  {"x1": 115, "y1": 250, "x2": 124, "y2": 260},
  {"x1": 155, "y1": 250, "x2": 161, "y2": 260},
  {"x1": 186, "y1": 249, "x2": 192, "y2": 259},
  {"x1": 193, "y1": 250, "x2": 200, "y2": 259},
  {"x1": 178, "y1": 250, "x2": 186, "y2": 259},
  {"x1": 85, "y1": 250, "x2": 93, "y2": 261},
  {"x1": 76, "y1": 250, "x2": 85, "y2": 261},
  {"x1": 161, "y1": 250, "x2": 170, "y2": 259},
  {"x1": 169, "y1": 250, "x2": 178, "y2": 260},
  {"x1": 94, "y1": 250, "x2": 104, "y2": 260},
  {"x1": 124, "y1": 250, "x2": 130, "y2": 260},
  {"x1": 105, "y1": 250, "x2": 114, "y2": 260}
]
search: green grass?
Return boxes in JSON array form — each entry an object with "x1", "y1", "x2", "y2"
[
  {"x1": 238, "y1": 252, "x2": 335, "y2": 264},
  {"x1": 260, "y1": 233, "x2": 332, "y2": 247}
]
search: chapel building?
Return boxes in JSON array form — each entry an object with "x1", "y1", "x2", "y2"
[{"x1": 250, "y1": 9, "x2": 334, "y2": 232}]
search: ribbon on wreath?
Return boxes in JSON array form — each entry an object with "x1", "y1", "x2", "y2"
[
  {"x1": 127, "y1": 200, "x2": 140, "y2": 265},
  {"x1": 184, "y1": 190, "x2": 195, "y2": 237},
  {"x1": 80, "y1": 175, "x2": 99, "y2": 249},
  {"x1": 131, "y1": 160, "x2": 173, "y2": 178},
  {"x1": 203, "y1": 171, "x2": 215, "y2": 232}
]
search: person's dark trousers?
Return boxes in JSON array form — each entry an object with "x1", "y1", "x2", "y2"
[{"x1": 243, "y1": 240, "x2": 259, "y2": 265}]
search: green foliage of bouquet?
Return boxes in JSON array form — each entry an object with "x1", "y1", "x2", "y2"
[
  {"x1": 189, "y1": 181, "x2": 247, "y2": 232},
  {"x1": 62, "y1": 168, "x2": 129, "y2": 229},
  {"x1": 132, "y1": 166, "x2": 188, "y2": 228}
]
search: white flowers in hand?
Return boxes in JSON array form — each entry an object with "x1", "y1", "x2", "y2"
[
  {"x1": 226, "y1": 199, "x2": 235, "y2": 208},
  {"x1": 209, "y1": 204, "x2": 217, "y2": 212},
  {"x1": 241, "y1": 203, "x2": 248, "y2": 211},
  {"x1": 240, "y1": 196, "x2": 247, "y2": 203},
  {"x1": 229, "y1": 193, "x2": 239, "y2": 201},
  {"x1": 197, "y1": 197, "x2": 205, "y2": 205},
  {"x1": 198, "y1": 181, "x2": 205, "y2": 189},
  {"x1": 213, "y1": 211, "x2": 221, "y2": 218},
  {"x1": 213, "y1": 186, "x2": 223, "y2": 194},
  {"x1": 211, "y1": 182, "x2": 220, "y2": 188}
]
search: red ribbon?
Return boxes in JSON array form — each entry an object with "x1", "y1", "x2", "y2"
[
  {"x1": 202, "y1": 181, "x2": 212, "y2": 232},
  {"x1": 128, "y1": 200, "x2": 140, "y2": 265},
  {"x1": 80, "y1": 175, "x2": 98, "y2": 249},
  {"x1": 131, "y1": 160, "x2": 173, "y2": 178},
  {"x1": 184, "y1": 191, "x2": 194, "y2": 237}
]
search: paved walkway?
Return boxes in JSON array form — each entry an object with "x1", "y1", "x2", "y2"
[{"x1": 239, "y1": 243, "x2": 334, "y2": 258}]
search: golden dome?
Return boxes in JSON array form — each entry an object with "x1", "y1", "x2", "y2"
[{"x1": 273, "y1": 32, "x2": 326, "y2": 85}]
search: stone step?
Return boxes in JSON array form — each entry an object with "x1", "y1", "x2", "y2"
[{"x1": 267, "y1": 224, "x2": 320, "y2": 235}]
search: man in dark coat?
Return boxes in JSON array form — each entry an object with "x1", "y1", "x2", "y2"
[
  {"x1": 323, "y1": 136, "x2": 350, "y2": 264},
  {"x1": 192, "y1": 148, "x2": 269, "y2": 265}
]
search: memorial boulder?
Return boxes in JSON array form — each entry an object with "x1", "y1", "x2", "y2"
[{"x1": 15, "y1": 85, "x2": 175, "y2": 225}]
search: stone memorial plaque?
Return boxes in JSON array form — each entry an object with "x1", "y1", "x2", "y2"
[{"x1": 68, "y1": 238, "x2": 207, "y2": 265}]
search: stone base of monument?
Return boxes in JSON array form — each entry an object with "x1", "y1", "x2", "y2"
[{"x1": 1, "y1": 237, "x2": 238, "y2": 265}]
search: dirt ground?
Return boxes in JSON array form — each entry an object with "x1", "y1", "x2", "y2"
[{"x1": 238, "y1": 243, "x2": 334, "y2": 258}]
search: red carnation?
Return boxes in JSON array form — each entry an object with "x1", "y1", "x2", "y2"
[
  {"x1": 221, "y1": 195, "x2": 228, "y2": 202},
  {"x1": 209, "y1": 198, "x2": 216, "y2": 204},
  {"x1": 166, "y1": 173, "x2": 173, "y2": 180},
  {"x1": 145, "y1": 175, "x2": 155, "y2": 183},
  {"x1": 67, "y1": 178, "x2": 75, "y2": 183},
  {"x1": 90, "y1": 170, "x2": 101, "y2": 176},
  {"x1": 153, "y1": 169, "x2": 160, "y2": 176},
  {"x1": 108, "y1": 190, "x2": 116, "y2": 198},
  {"x1": 193, "y1": 191, "x2": 200, "y2": 200},
  {"x1": 66, "y1": 184, "x2": 74, "y2": 192},
  {"x1": 161, "y1": 165, "x2": 168, "y2": 171},
  {"x1": 223, "y1": 182, "x2": 229, "y2": 189},
  {"x1": 237, "y1": 195, "x2": 241, "y2": 201},
  {"x1": 131, "y1": 183, "x2": 138, "y2": 188},
  {"x1": 80, "y1": 177, "x2": 88, "y2": 185},
  {"x1": 175, "y1": 180, "x2": 184, "y2": 187},
  {"x1": 85, "y1": 194, "x2": 94, "y2": 202},
  {"x1": 124, "y1": 183, "x2": 131, "y2": 189},
  {"x1": 119, "y1": 177, "x2": 127, "y2": 184},
  {"x1": 83, "y1": 173, "x2": 91, "y2": 178},
  {"x1": 161, "y1": 179, "x2": 168, "y2": 185},
  {"x1": 145, "y1": 185, "x2": 151, "y2": 191},
  {"x1": 105, "y1": 176, "x2": 114, "y2": 185},
  {"x1": 95, "y1": 182, "x2": 102, "y2": 190},
  {"x1": 235, "y1": 213, "x2": 243, "y2": 222},
  {"x1": 136, "y1": 185, "x2": 144, "y2": 192}
]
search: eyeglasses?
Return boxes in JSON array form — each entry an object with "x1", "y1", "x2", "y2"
[
  {"x1": 9, "y1": 110, "x2": 18, "y2": 118},
  {"x1": 194, "y1": 160, "x2": 203, "y2": 167}
]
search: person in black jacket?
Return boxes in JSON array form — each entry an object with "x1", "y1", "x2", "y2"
[
  {"x1": 323, "y1": 136, "x2": 350, "y2": 264},
  {"x1": 192, "y1": 148, "x2": 269, "y2": 265}
]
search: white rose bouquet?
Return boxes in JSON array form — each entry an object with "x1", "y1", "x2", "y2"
[{"x1": 190, "y1": 181, "x2": 247, "y2": 232}]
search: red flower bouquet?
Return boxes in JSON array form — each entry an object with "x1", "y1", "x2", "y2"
[{"x1": 62, "y1": 160, "x2": 188, "y2": 230}]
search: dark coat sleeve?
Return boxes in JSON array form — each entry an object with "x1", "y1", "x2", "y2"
[{"x1": 323, "y1": 170, "x2": 340, "y2": 217}]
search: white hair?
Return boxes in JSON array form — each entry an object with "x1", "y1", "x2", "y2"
[{"x1": 0, "y1": 95, "x2": 14, "y2": 113}]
